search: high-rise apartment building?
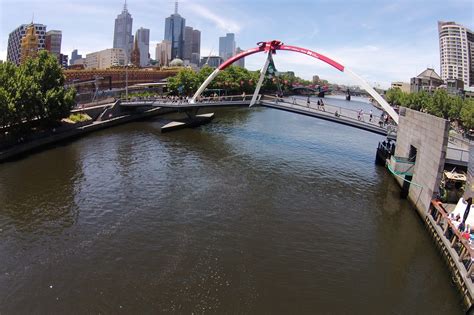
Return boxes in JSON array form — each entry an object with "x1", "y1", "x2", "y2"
[
  {"x1": 85, "y1": 48, "x2": 126, "y2": 69},
  {"x1": 7, "y1": 23, "x2": 47, "y2": 65},
  {"x1": 155, "y1": 40, "x2": 172, "y2": 67},
  {"x1": 438, "y1": 21, "x2": 474, "y2": 86},
  {"x1": 45, "y1": 30, "x2": 62, "y2": 61},
  {"x1": 164, "y1": 2, "x2": 185, "y2": 60},
  {"x1": 135, "y1": 27, "x2": 150, "y2": 67},
  {"x1": 113, "y1": 2, "x2": 133, "y2": 63},
  {"x1": 219, "y1": 33, "x2": 236, "y2": 61}
]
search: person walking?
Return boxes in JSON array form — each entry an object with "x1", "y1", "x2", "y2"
[
  {"x1": 307, "y1": 96, "x2": 311, "y2": 107},
  {"x1": 369, "y1": 110, "x2": 373, "y2": 122}
]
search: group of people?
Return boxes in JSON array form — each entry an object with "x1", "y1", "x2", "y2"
[
  {"x1": 447, "y1": 197, "x2": 473, "y2": 242},
  {"x1": 357, "y1": 109, "x2": 374, "y2": 122},
  {"x1": 305, "y1": 96, "x2": 325, "y2": 111}
]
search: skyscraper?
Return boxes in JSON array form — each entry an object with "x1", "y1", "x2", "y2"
[
  {"x1": 235, "y1": 47, "x2": 245, "y2": 68},
  {"x1": 183, "y1": 26, "x2": 200, "y2": 65},
  {"x1": 438, "y1": 21, "x2": 474, "y2": 86},
  {"x1": 164, "y1": 1, "x2": 185, "y2": 60},
  {"x1": 7, "y1": 23, "x2": 47, "y2": 65},
  {"x1": 45, "y1": 30, "x2": 62, "y2": 62},
  {"x1": 219, "y1": 33, "x2": 236, "y2": 61},
  {"x1": 70, "y1": 49, "x2": 82, "y2": 66},
  {"x1": 136, "y1": 27, "x2": 150, "y2": 67},
  {"x1": 155, "y1": 40, "x2": 172, "y2": 67},
  {"x1": 183, "y1": 26, "x2": 193, "y2": 61},
  {"x1": 113, "y1": 1, "x2": 133, "y2": 63},
  {"x1": 192, "y1": 29, "x2": 201, "y2": 65}
]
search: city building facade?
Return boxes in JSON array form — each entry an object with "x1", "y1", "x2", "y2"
[
  {"x1": 410, "y1": 68, "x2": 444, "y2": 93},
  {"x1": 70, "y1": 49, "x2": 82, "y2": 66},
  {"x1": 235, "y1": 47, "x2": 245, "y2": 68},
  {"x1": 219, "y1": 33, "x2": 236, "y2": 61},
  {"x1": 45, "y1": 30, "x2": 62, "y2": 61},
  {"x1": 391, "y1": 81, "x2": 411, "y2": 93},
  {"x1": 130, "y1": 37, "x2": 141, "y2": 67},
  {"x1": 59, "y1": 53, "x2": 68, "y2": 69},
  {"x1": 20, "y1": 24, "x2": 40, "y2": 64},
  {"x1": 438, "y1": 21, "x2": 474, "y2": 87},
  {"x1": 164, "y1": 2, "x2": 185, "y2": 60},
  {"x1": 192, "y1": 29, "x2": 201, "y2": 64},
  {"x1": 85, "y1": 48, "x2": 126, "y2": 69},
  {"x1": 200, "y1": 56, "x2": 223, "y2": 68},
  {"x1": 7, "y1": 23, "x2": 47, "y2": 65},
  {"x1": 183, "y1": 26, "x2": 201, "y2": 66},
  {"x1": 113, "y1": 2, "x2": 133, "y2": 63},
  {"x1": 155, "y1": 40, "x2": 172, "y2": 67},
  {"x1": 136, "y1": 27, "x2": 150, "y2": 67}
]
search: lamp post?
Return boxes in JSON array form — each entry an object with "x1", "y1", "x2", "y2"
[{"x1": 125, "y1": 63, "x2": 130, "y2": 100}]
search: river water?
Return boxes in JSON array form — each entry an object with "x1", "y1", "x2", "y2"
[{"x1": 0, "y1": 97, "x2": 463, "y2": 313}]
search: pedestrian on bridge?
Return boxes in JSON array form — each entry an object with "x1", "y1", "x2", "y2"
[
  {"x1": 369, "y1": 110, "x2": 373, "y2": 122},
  {"x1": 307, "y1": 96, "x2": 311, "y2": 107}
]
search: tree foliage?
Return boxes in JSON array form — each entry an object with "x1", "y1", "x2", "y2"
[
  {"x1": 385, "y1": 87, "x2": 474, "y2": 129},
  {"x1": 0, "y1": 50, "x2": 75, "y2": 134},
  {"x1": 167, "y1": 65, "x2": 312, "y2": 97}
]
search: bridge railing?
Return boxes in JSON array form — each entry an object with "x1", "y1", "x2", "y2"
[
  {"x1": 261, "y1": 95, "x2": 397, "y2": 131},
  {"x1": 121, "y1": 94, "x2": 259, "y2": 105},
  {"x1": 429, "y1": 200, "x2": 474, "y2": 281}
]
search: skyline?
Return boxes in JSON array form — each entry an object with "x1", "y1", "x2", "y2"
[{"x1": 0, "y1": 0, "x2": 472, "y2": 88}]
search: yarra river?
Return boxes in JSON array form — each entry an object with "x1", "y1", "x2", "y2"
[{"x1": 0, "y1": 97, "x2": 463, "y2": 313}]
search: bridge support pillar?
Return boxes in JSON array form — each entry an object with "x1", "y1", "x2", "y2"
[{"x1": 250, "y1": 50, "x2": 272, "y2": 107}]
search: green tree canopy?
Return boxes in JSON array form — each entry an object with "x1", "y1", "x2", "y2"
[{"x1": 0, "y1": 50, "x2": 76, "y2": 134}]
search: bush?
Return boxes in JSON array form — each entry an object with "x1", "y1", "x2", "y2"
[{"x1": 68, "y1": 113, "x2": 91, "y2": 123}]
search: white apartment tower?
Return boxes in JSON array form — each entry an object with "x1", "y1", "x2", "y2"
[{"x1": 438, "y1": 21, "x2": 474, "y2": 87}]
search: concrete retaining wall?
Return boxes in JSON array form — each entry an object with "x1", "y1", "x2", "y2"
[{"x1": 394, "y1": 107, "x2": 449, "y2": 216}]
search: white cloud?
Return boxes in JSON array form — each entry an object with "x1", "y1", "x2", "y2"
[{"x1": 186, "y1": 3, "x2": 242, "y2": 33}]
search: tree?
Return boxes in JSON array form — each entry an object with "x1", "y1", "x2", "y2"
[
  {"x1": 461, "y1": 99, "x2": 474, "y2": 130},
  {"x1": 0, "y1": 50, "x2": 76, "y2": 134}
]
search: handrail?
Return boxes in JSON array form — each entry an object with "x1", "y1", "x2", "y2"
[{"x1": 261, "y1": 95, "x2": 395, "y2": 130}]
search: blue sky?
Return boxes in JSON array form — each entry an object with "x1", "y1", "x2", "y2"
[{"x1": 0, "y1": 0, "x2": 472, "y2": 88}]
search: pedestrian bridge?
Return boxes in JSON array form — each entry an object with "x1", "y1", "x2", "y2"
[{"x1": 120, "y1": 94, "x2": 397, "y2": 137}]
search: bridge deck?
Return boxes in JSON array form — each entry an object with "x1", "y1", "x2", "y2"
[{"x1": 260, "y1": 97, "x2": 392, "y2": 137}]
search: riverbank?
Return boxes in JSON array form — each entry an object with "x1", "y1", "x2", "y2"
[{"x1": 0, "y1": 104, "x2": 173, "y2": 163}]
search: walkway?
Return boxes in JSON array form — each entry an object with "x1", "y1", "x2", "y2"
[{"x1": 120, "y1": 94, "x2": 396, "y2": 137}]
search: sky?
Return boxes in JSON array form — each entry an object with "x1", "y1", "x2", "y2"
[{"x1": 0, "y1": 0, "x2": 472, "y2": 88}]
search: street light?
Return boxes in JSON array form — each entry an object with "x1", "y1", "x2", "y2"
[{"x1": 125, "y1": 62, "x2": 132, "y2": 100}]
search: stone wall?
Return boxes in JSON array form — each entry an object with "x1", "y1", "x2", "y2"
[{"x1": 394, "y1": 107, "x2": 449, "y2": 216}]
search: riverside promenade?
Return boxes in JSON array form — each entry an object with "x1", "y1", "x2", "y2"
[{"x1": 0, "y1": 101, "x2": 172, "y2": 163}]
